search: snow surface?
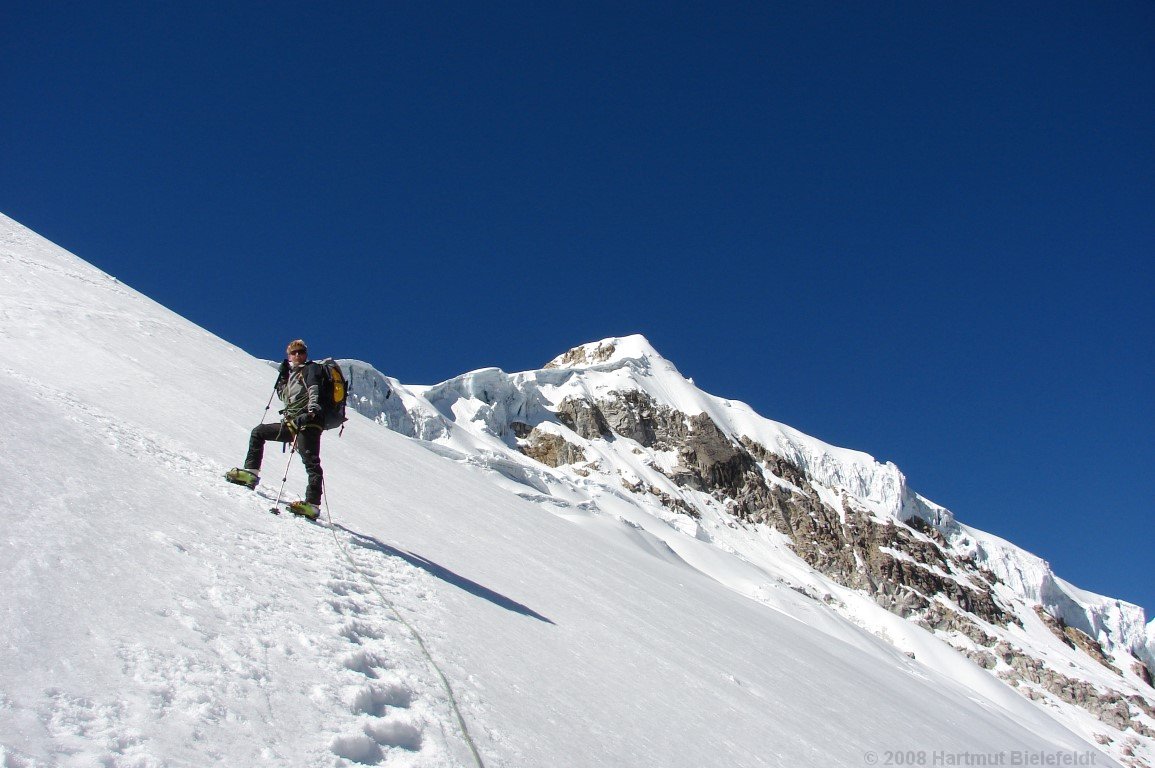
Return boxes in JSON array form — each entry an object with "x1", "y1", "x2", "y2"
[{"x1": 0, "y1": 212, "x2": 1132, "y2": 766}]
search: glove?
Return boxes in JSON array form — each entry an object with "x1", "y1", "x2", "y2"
[
  {"x1": 278, "y1": 359, "x2": 290, "y2": 377},
  {"x1": 293, "y1": 410, "x2": 316, "y2": 429}
]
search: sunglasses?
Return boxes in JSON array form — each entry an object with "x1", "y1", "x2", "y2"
[{"x1": 288, "y1": 349, "x2": 307, "y2": 356}]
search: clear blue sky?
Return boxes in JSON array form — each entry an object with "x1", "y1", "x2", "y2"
[{"x1": 4, "y1": 3, "x2": 1152, "y2": 616}]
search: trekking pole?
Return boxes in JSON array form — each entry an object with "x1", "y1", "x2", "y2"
[
  {"x1": 261, "y1": 361, "x2": 289, "y2": 425},
  {"x1": 259, "y1": 387, "x2": 277, "y2": 425},
  {"x1": 270, "y1": 433, "x2": 298, "y2": 514}
]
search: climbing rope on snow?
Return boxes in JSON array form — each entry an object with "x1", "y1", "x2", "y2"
[{"x1": 320, "y1": 487, "x2": 487, "y2": 768}]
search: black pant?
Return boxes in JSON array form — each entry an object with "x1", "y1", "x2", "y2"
[{"x1": 245, "y1": 422, "x2": 323, "y2": 504}]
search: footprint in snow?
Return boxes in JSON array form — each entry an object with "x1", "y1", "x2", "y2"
[
  {"x1": 344, "y1": 680, "x2": 415, "y2": 716},
  {"x1": 326, "y1": 655, "x2": 426, "y2": 764},
  {"x1": 342, "y1": 648, "x2": 393, "y2": 679},
  {"x1": 329, "y1": 712, "x2": 424, "y2": 765},
  {"x1": 321, "y1": 557, "x2": 432, "y2": 765}
]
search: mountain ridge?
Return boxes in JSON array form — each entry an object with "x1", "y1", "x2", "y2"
[
  {"x1": 341, "y1": 335, "x2": 1154, "y2": 766},
  {"x1": 365, "y1": 332, "x2": 1152, "y2": 635}
]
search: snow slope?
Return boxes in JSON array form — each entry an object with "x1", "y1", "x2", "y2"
[{"x1": 0, "y1": 212, "x2": 1124, "y2": 767}]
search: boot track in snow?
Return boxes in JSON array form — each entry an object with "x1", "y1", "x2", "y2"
[{"x1": 226, "y1": 471, "x2": 487, "y2": 767}]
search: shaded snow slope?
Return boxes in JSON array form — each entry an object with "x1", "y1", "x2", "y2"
[{"x1": 0, "y1": 212, "x2": 1128, "y2": 767}]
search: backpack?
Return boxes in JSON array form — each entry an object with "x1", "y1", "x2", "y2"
[{"x1": 312, "y1": 358, "x2": 349, "y2": 431}]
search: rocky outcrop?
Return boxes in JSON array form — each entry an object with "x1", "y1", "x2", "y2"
[
  {"x1": 620, "y1": 478, "x2": 700, "y2": 518},
  {"x1": 674, "y1": 413, "x2": 757, "y2": 492},
  {"x1": 513, "y1": 423, "x2": 586, "y2": 468},
  {"x1": 545, "y1": 341, "x2": 618, "y2": 369},
  {"x1": 1034, "y1": 606, "x2": 1122, "y2": 674},
  {"x1": 949, "y1": 631, "x2": 1155, "y2": 737},
  {"x1": 1134, "y1": 660, "x2": 1154, "y2": 689},
  {"x1": 994, "y1": 640, "x2": 1155, "y2": 737},
  {"x1": 740, "y1": 436, "x2": 808, "y2": 488},
  {"x1": 781, "y1": 490, "x2": 1016, "y2": 628},
  {"x1": 555, "y1": 396, "x2": 611, "y2": 440},
  {"x1": 597, "y1": 390, "x2": 687, "y2": 448},
  {"x1": 543, "y1": 390, "x2": 1017, "y2": 629}
]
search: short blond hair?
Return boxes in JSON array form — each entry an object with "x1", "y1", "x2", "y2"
[{"x1": 286, "y1": 339, "x2": 308, "y2": 354}]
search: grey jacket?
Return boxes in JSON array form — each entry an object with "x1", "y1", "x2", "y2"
[{"x1": 276, "y1": 362, "x2": 322, "y2": 423}]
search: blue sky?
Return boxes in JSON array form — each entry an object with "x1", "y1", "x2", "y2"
[{"x1": 4, "y1": 3, "x2": 1152, "y2": 616}]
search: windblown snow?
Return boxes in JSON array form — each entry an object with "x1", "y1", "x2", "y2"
[{"x1": 1, "y1": 212, "x2": 1148, "y2": 767}]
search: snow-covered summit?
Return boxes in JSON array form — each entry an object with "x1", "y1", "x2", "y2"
[
  {"x1": 542, "y1": 335, "x2": 918, "y2": 516},
  {"x1": 543, "y1": 333, "x2": 664, "y2": 370}
]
